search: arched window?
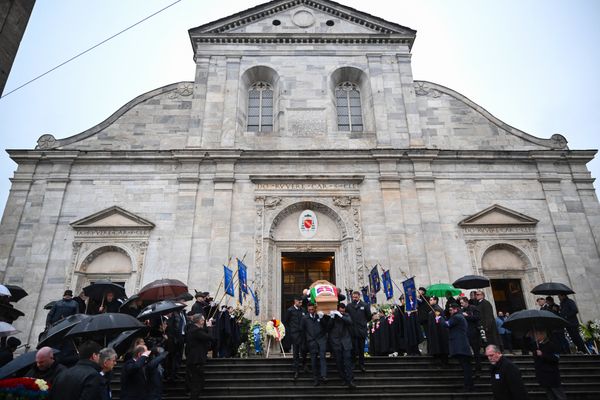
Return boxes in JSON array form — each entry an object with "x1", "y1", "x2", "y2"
[
  {"x1": 335, "y1": 81, "x2": 363, "y2": 132},
  {"x1": 247, "y1": 82, "x2": 273, "y2": 132}
]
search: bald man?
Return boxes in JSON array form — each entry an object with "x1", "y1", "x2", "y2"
[{"x1": 25, "y1": 346, "x2": 66, "y2": 386}]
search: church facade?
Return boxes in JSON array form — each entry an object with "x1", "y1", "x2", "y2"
[{"x1": 1, "y1": 0, "x2": 599, "y2": 345}]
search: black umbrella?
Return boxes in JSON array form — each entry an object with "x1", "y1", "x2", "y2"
[
  {"x1": 44, "y1": 301, "x2": 56, "y2": 310},
  {"x1": 173, "y1": 292, "x2": 194, "y2": 302},
  {"x1": 65, "y1": 313, "x2": 144, "y2": 340},
  {"x1": 0, "y1": 348, "x2": 60, "y2": 379},
  {"x1": 107, "y1": 327, "x2": 149, "y2": 356},
  {"x1": 0, "y1": 304, "x2": 25, "y2": 323},
  {"x1": 37, "y1": 313, "x2": 90, "y2": 348},
  {"x1": 5, "y1": 285, "x2": 28, "y2": 302},
  {"x1": 137, "y1": 300, "x2": 187, "y2": 321},
  {"x1": 452, "y1": 275, "x2": 490, "y2": 290},
  {"x1": 531, "y1": 282, "x2": 575, "y2": 295},
  {"x1": 83, "y1": 279, "x2": 126, "y2": 302},
  {"x1": 502, "y1": 309, "x2": 570, "y2": 333}
]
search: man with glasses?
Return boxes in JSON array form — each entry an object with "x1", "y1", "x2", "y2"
[{"x1": 485, "y1": 344, "x2": 528, "y2": 399}]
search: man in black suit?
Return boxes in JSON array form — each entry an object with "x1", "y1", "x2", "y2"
[
  {"x1": 558, "y1": 294, "x2": 589, "y2": 354},
  {"x1": 302, "y1": 303, "x2": 329, "y2": 386},
  {"x1": 475, "y1": 290, "x2": 501, "y2": 349},
  {"x1": 346, "y1": 290, "x2": 372, "y2": 372},
  {"x1": 485, "y1": 344, "x2": 528, "y2": 400},
  {"x1": 185, "y1": 314, "x2": 214, "y2": 400},
  {"x1": 328, "y1": 303, "x2": 355, "y2": 388},
  {"x1": 284, "y1": 295, "x2": 306, "y2": 379},
  {"x1": 120, "y1": 344, "x2": 152, "y2": 400}
]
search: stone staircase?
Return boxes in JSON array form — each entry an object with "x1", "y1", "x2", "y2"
[{"x1": 111, "y1": 354, "x2": 600, "y2": 399}]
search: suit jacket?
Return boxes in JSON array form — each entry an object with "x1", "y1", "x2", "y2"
[
  {"x1": 120, "y1": 356, "x2": 148, "y2": 400},
  {"x1": 533, "y1": 340, "x2": 561, "y2": 388},
  {"x1": 476, "y1": 299, "x2": 495, "y2": 330},
  {"x1": 25, "y1": 361, "x2": 67, "y2": 386},
  {"x1": 49, "y1": 359, "x2": 104, "y2": 400},
  {"x1": 284, "y1": 306, "x2": 306, "y2": 343},
  {"x1": 346, "y1": 300, "x2": 372, "y2": 339},
  {"x1": 559, "y1": 298, "x2": 579, "y2": 326},
  {"x1": 490, "y1": 356, "x2": 529, "y2": 400},
  {"x1": 328, "y1": 313, "x2": 353, "y2": 352},
  {"x1": 185, "y1": 324, "x2": 213, "y2": 365},
  {"x1": 302, "y1": 313, "x2": 328, "y2": 353},
  {"x1": 446, "y1": 313, "x2": 472, "y2": 357}
]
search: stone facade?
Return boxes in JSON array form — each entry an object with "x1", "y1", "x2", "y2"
[{"x1": 1, "y1": 0, "x2": 599, "y2": 345}]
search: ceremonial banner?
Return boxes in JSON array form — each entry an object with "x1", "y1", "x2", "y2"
[
  {"x1": 249, "y1": 286, "x2": 260, "y2": 316},
  {"x1": 237, "y1": 259, "x2": 248, "y2": 294},
  {"x1": 382, "y1": 270, "x2": 394, "y2": 300},
  {"x1": 402, "y1": 277, "x2": 417, "y2": 312},
  {"x1": 224, "y1": 265, "x2": 235, "y2": 297},
  {"x1": 361, "y1": 286, "x2": 370, "y2": 303},
  {"x1": 238, "y1": 283, "x2": 243, "y2": 305},
  {"x1": 369, "y1": 265, "x2": 381, "y2": 293}
]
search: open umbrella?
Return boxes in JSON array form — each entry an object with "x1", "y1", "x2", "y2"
[
  {"x1": 138, "y1": 279, "x2": 188, "y2": 301},
  {"x1": 0, "y1": 349, "x2": 60, "y2": 379},
  {"x1": 502, "y1": 309, "x2": 570, "y2": 333},
  {"x1": 65, "y1": 313, "x2": 144, "y2": 342},
  {"x1": 173, "y1": 292, "x2": 194, "y2": 302},
  {"x1": 452, "y1": 275, "x2": 490, "y2": 290},
  {"x1": 0, "y1": 285, "x2": 11, "y2": 297},
  {"x1": 0, "y1": 322, "x2": 19, "y2": 337},
  {"x1": 137, "y1": 300, "x2": 187, "y2": 321},
  {"x1": 531, "y1": 282, "x2": 575, "y2": 296},
  {"x1": 43, "y1": 301, "x2": 56, "y2": 310},
  {"x1": 37, "y1": 313, "x2": 90, "y2": 348},
  {"x1": 0, "y1": 304, "x2": 25, "y2": 323},
  {"x1": 4, "y1": 285, "x2": 28, "y2": 302},
  {"x1": 425, "y1": 283, "x2": 461, "y2": 298},
  {"x1": 83, "y1": 279, "x2": 126, "y2": 302},
  {"x1": 107, "y1": 327, "x2": 149, "y2": 356}
]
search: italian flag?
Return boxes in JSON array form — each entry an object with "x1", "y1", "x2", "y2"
[{"x1": 309, "y1": 285, "x2": 337, "y2": 304}]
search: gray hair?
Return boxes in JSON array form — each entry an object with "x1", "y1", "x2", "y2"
[
  {"x1": 99, "y1": 347, "x2": 117, "y2": 364},
  {"x1": 485, "y1": 344, "x2": 501, "y2": 354},
  {"x1": 191, "y1": 313, "x2": 204, "y2": 323}
]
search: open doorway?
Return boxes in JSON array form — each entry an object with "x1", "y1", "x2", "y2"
[
  {"x1": 490, "y1": 278, "x2": 526, "y2": 314},
  {"x1": 281, "y1": 252, "x2": 335, "y2": 317}
]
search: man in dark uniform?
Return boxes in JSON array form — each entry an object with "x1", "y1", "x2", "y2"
[
  {"x1": 459, "y1": 296, "x2": 482, "y2": 374},
  {"x1": 185, "y1": 314, "x2": 214, "y2": 400},
  {"x1": 475, "y1": 290, "x2": 502, "y2": 349},
  {"x1": 25, "y1": 346, "x2": 66, "y2": 386},
  {"x1": 302, "y1": 303, "x2": 329, "y2": 385},
  {"x1": 485, "y1": 344, "x2": 528, "y2": 400},
  {"x1": 346, "y1": 290, "x2": 372, "y2": 372},
  {"x1": 328, "y1": 303, "x2": 355, "y2": 388},
  {"x1": 284, "y1": 295, "x2": 306, "y2": 379},
  {"x1": 46, "y1": 290, "x2": 79, "y2": 327},
  {"x1": 558, "y1": 293, "x2": 589, "y2": 354}
]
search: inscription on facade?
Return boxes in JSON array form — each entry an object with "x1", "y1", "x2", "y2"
[{"x1": 256, "y1": 183, "x2": 359, "y2": 191}]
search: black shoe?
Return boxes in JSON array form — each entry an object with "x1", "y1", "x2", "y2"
[
  {"x1": 347, "y1": 381, "x2": 357, "y2": 389},
  {"x1": 293, "y1": 372, "x2": 299, "y2": 380},
  {"x1": 359, "y1": 365, "x2": 366, "y2": 372},
  {"x1": 320, "y1": 377, "x2": 327, "y2": 384}
]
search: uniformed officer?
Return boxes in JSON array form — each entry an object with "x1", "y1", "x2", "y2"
[
  {"x1": 346, "y1": 290, "x2": 372, "y2": 372},
  {"x1": 284, "y1": 295, "x2": 306, "y2": 379}
]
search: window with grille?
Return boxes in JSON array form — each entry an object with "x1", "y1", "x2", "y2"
[
  {"x1": 335, "y1": 81, "x2": 363, "y2": 132},
  {"x1": 247, "y1": 82, "x2": 273, "y2": 132}
]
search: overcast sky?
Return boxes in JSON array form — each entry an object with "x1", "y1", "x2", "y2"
[{"x1": 0, "y1": 0, "x2": 598, "y2": 212}]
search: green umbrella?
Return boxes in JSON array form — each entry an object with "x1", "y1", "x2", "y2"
[{"x1": 425, "y1": 283, "x2": 461, "y2": 297}]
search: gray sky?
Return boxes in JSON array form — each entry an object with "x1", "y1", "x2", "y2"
[{"x1": 1, "y1": 0, "x2": 599, "y2": 212}]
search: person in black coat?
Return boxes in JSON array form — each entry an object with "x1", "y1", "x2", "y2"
[
  {"x1": 145, "y1": 347, "x2": 170, "y2": 400},
  {"x1": 186, "y1": 314, "x2": 214, "y2": 400},
  {"x1": 46, "y1": 290, "x2": 79, "y2": 326},
  {"x1": 98, "y1": 292, "x2": 121, "y2": 314},
  {"x1": 0, "y1": 337, "x2": 21, "y2": 367},
  {"x1": 416, "y1": 287, "x2": 430, "y2": 339},
  {"x1": 426, "y1": 296, "x2": 449, "y2": 365},
  {"x1": 485, "y1": 344, "x2": 528, "y2": 400},
  {"x1": 459, "y1": 296, "x2": 482, "y2": 373},
  {"x1": 558, "y1": 294, "x2": 589, "y2": 354},
  {"x1": 190, "y1": 292, "x2": 209, "y2": 318},
  {"x1": 284, "y1": 295, "x2": 307, "y2": 379},
  {"x1": 49, "y1": 340, "x2": 105, "y2": 400},
  {"x1": 475, "y1": 290, "x2": 502, "y2": 349},
  {"x1": 346, "y1": 290, "x2": 372, "y2": 372},
  {"x1": 532, "y1": 330, "x2": 567, "y2": 400},
  {"x1": 328, "y1": 303, "x2": 355, "y2": 388},
  {"x1": 165, "y1": 310, "x2": 186, "y2": 382},
  {"x1": 120, "y1": 344, "x2": 152, "y2": 400},
  {"x1": 25, "y1": 346, "x2": 66, "y2": 386},
  {"x1": 98, "y1": 347, "x2": 117, "y2": 400},
  {"x1": 302, "y1": 303, "x2": 329, "y2": 385},
  {"x1": 446, "y1": 303, "x2": 474, "y2": 391}
]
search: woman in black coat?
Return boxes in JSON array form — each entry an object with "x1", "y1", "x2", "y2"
[
  {"x1": 426, "y1": 297, "x2": 449, "y2": 364},
  {"x1": 185, "y1": 314, "x2": 214, "y2": 400}
]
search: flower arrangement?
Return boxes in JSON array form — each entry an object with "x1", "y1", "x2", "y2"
[
  {"x1": 238, "y1": 322, "x2": 265, "y2": 358},
  {"x1": 580, "y1": 319, "x2": 600, "y2": 353},
  {"x1": 0, "y1": 378, "x2": 50, "y2": 399},
  {"x1": 265, "y1": 318, "x2": 286, "y2": 341}
]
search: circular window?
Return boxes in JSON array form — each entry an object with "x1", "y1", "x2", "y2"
[
  {"x1": 326, "y1": 20, "x2": 335, "y2": 26},
  {"x1": 272, "y1": 19, "x2": 281, "y2": 26}
]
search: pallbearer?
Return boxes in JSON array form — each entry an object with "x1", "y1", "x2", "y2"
[
  {"x1": 346, "y1": 290, "x2": 372, "y2": 372},
  {"x1": 302, "y1": 303, "x2": 329, "y2": 386},
  {"x1": 284, "y1": 295, "x2": 306, "y2": 379}
]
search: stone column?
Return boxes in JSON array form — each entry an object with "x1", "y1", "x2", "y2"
[
  {"x1": 396, "y1": 54, "x2": 424, "y2": 148},
  {"x1": 221, "y1": 57, "x2": 241, "y2": 148},
  {"x1": 366, "y1": 54, "x2": 391, "y2": 147},
  {"x1": 201, "y1": 56, "x2": 226, "y2": 147},
  {"x1": 188, "y1": 56, "x2": 210, "y2": 147}
]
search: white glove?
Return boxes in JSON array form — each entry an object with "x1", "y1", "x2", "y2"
[
  {"x1": 317, "y1": 311, "x2": 324, "y2": 319},
  {"x1": 329, "y1": 310, "x2": 336, "y2": 317}
]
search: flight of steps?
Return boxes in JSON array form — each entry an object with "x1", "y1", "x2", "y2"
[{"x1": 111, "y1": 354, "x2": 600, "y2": 399}]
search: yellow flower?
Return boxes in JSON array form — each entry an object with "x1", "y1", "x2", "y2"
[{"x1": 35, "y1": 378, "x2": 49, "y2": 391}]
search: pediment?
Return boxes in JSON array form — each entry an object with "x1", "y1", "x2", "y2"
[
  {"x1": 71, "y1": 206, "x2": 155, "y2": 230},
  {"x1": 459, "y1": 204, "x2": 538, "y2": 227},
  {"x1": 189, "y1": 0, "x2": 415, "y2": 41}
]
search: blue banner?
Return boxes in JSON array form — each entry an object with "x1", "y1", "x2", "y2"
[
  {"x1": 382, "y1": 270, "x2": 393, "y2": 300},
  {"x1": 238, "y1": 283, "x2": 243, "y2": 305},
  {"x1": 224, "y1": 265, "x2": 234, "y2": 297},
  {"x1": 237, "y1": 258, "x2": 248, "y2": 294},
  {"x1": 248, "y1": 286, "x2": 260, "y2": 316},
  {"x1": 402, "y1": 277, "x2": 417, "y2": 312},
  {"x1": 360, "y1": 286, "x2": 370, "y2": 304},
  {"x1": 369, "y1": 265, "x2": 381, "y2": 293}
]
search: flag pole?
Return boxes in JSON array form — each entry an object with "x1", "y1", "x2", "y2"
[{"x1": 209, "y1": 268, "x2": 238, "y2": 321}]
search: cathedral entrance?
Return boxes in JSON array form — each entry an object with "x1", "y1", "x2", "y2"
[
  {"x1": 490, "y1": 278, "x2": 526, "y2": 314},
  {"x1": 281, "y1": 252, "x2": 335, "y2": 316}
]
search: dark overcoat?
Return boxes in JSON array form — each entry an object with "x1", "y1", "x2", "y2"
[
  {"x1": 446, "y1": 313, "x2": 472, "y2": 357},
  {"x1": 346, "y1": 300, "x2": 372, "y2": 339},
  {"x1": 533, "y1": 340, "x2": 561, "y2": 388},
  {"x1": 185, "y1": 324, "x2": 213, "y2": 365},
  {"x1": 284, "y1": 306, "x2": 306, "y2": 344},
  {"x1": 49, "y1": 359, "x2": 104, "y2": 400},
  {"x1": 302, "y1": 313, "x2": 328, "y2": 353},
  {"x1": 489, "y1": 356, "x2": 529, "y2": 400},
  {"x1": 328, "y1": 313, "x2": 353, "y2": 352}
]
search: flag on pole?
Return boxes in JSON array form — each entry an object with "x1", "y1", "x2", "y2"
[
  {"x1": 402, "y1": 277, "x2": 417, "y2": 312},
  {"x1": 237, "y1": 259, "x2": 248, "y2": 294},
  {"x1": 238, "y1": 283, "x2": 243, "y2": 305},
  {"x1": 369, "y1": 265, "x2": 381, "y2": 293},
  {"x1": 382, "y1": 270, "x2": 393, "y2": 300},
  {"x1": 224, "y1": 265, "x2": 234, "y2": 297},
  {"x1": 248, "y1": 286, "x2": 260, "y2": 316},
  {"x1": 360, "y1": 286, "x2": 370, "y2": 303}
]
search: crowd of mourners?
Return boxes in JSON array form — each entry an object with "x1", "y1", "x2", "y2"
[{"x1": 0, "y1": 285, "x2": 594, "y2": 400}]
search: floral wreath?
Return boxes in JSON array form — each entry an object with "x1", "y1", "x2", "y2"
[
  {"x1": 265, "y1": 318, "x2": 286, "y2": 341},
  {"x1": 0, "y1": 377, "x2": 50, "y2": 399}
]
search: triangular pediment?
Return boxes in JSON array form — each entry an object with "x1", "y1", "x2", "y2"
[
  {"x1": 459, "y1": 204, "x2": 538, "y2": 227},
  {"x1": 71, "y1": 206, "x2": 155, "y2": 229},
  {"x1": 189, "y1": 0, "x2": 415, "y2": 43}
]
